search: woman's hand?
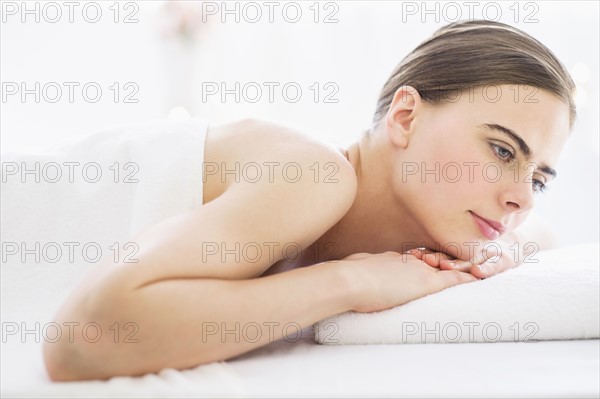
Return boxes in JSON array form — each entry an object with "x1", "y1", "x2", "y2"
[
  {"x1": 407, "y1": 241, "x2": 520, "y2": 279},
  {"x1": 337, "y1": 251, "x2": 481, "y2": 314}
]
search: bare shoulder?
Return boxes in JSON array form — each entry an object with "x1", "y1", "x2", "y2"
[
  {"x1": 203, "y1": 117, "x2": 357, "y2": 207},
  {"x1": 69, "y1": 118, "x2": 358, "y2": 294},
  {"x1": 196, "y1": 117, "x2": 358, "y2": 276}
]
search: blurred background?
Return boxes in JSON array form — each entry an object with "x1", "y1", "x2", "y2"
[{"x1": 1, "y1": 0, "x2": 598, "y2": 246}]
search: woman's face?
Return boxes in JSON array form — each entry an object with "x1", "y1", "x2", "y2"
[{"x1": 389, "y1": 84, "x2": 571, "y2": 260}]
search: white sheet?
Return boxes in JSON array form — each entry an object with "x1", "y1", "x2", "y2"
[
  {"x1": 2, "y1": 326, "x2": 598, "y2": 398},
  {"x1": 1, "y1": 118, "x2": 208, "y2": 324}
]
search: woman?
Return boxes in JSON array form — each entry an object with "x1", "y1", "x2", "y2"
[{"x1": 43, "y1": 20, "x2": 576, "y2": 381}]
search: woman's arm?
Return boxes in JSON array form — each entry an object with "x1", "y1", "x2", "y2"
[
  {"x1": 43, "y1": 143, "x2": 359, "y2": 381},
  {"x1": 44, "y1": 249, "x2": 477, "y2": 382},
  {"x1": 43, "y1": 259, "x2": 357, "y2": 381}
]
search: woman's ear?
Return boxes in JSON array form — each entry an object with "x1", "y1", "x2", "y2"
[{"x1": 384, "y1": 85, "x2": 422, "y2": 148}]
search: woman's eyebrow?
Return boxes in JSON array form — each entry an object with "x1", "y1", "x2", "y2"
[{"x1": 480, "y1": 123, "x2": 558, "y2": 179}]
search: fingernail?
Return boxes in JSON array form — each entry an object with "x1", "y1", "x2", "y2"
[{"x1": 477, "y1": 264, "x2": 487, "y2": 274}]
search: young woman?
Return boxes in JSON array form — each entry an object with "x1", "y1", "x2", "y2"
[{"x1": 43, "y1": 20, "x2": 576, "y2": 381}]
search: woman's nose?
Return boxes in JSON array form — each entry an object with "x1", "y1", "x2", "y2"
[{"x1": 499, "y1": 179, "x2": 535, "y2": 213}]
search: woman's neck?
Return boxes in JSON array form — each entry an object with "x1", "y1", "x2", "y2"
[{"x1": 315, "y1": 128, "x2": 433, "y2": 261}]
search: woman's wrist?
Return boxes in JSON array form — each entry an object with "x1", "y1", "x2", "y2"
[{"x1": 320, "y1": 259, "x2": 364, "y2": 312}]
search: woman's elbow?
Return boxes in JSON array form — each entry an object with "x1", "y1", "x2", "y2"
[{"x1": 42, "y1": 284, "x2": 132, "y2": 381}]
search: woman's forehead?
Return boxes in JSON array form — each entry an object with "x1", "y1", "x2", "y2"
[{"x1": 442, "y1": 85, "x2": 570, "y2": 132}]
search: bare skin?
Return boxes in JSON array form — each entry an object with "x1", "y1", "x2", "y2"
[
  {"x1": 271, "y1": 84, "x2": 570, "y2": 276},
  {"x1": 43, "y1": 84, "x2": 570, "y2": 381}
]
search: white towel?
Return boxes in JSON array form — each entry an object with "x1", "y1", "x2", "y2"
[
  {"x1": 1, "y1": 118, "x2": 209, "y2": 321},
  {"x1": 314, "y1": 243, "x2": 600, "y2": 344},
  {"x1": 0, "y1": 119, "x2": 248, "y2": 396}
]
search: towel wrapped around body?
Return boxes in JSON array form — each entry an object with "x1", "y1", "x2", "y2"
[{"x1": 1, "y1": 118, "x2": 209, "y2": 322}]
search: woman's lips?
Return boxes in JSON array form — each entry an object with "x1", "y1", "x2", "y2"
[{"x1": 469, "y1": 211, "x2": 505, "y2": 240}]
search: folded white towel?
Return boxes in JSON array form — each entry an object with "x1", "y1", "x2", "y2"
[{"x1": 314, "y1": 243, "x2": 600, "y2": 344}]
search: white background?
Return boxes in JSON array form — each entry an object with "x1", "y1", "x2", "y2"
[{"x1": 1, "y1": 0, "x2": 598, "y2": 246}]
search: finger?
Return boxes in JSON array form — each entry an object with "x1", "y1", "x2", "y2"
[
  {"x1": 403, "y1": 248, "x2": 431, "y2": 267},
  {"x1": 470, "y1": 258, "x2": 516, "y2": 279},
  {"x1": 470, "y1": 261, "x2": 494, "y2": 279},
  {"x1": 423, "y1": 252, "x2": 456, "y2": 268},
  {"x1": 435, "y1": 269, "x2": 481, "y2": 290},
  {"x1": 439, "y1": 258, "x2": 471, "y2": 272},
  {"x1": 404, "y1": 247, "x2": 428, "y2": 259},
  {"x1": 418, "y1": 253, "x2": 437, "y2": 267},
  {"x1": 422, "y1": 253, "x2": 442, "y2": 267},
  {"x1": 406, "y1": 247, "x2": 443, "y2": 257},
  {"x1": 468, "y1": 245, "x2": 502, "y2": 265}
]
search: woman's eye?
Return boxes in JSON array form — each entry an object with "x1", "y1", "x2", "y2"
[
  {"x1": 532, "y1": 179, "x2": 548, "y2": 194},
  {"x1": 491, "y1": 144, "x2": 514, "y2": 162}
]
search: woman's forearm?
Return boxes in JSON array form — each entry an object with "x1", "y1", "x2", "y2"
[{"x1": 44, "y1": 260, "x2": 357, "y2": 381}]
